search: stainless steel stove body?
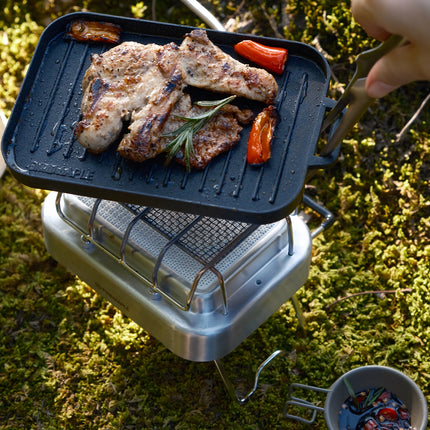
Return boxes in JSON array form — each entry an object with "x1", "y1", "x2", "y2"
[{"x1": 42, "y1": 192, "x2": 313, "y2": 362}]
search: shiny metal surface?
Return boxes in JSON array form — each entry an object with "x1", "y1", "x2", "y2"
[
  {"x1": 42, "y1": 192, "x2": 312, "y2": 361},
  {"x1": 180, "y1": 0, "x2": 225, "y2": 31}
]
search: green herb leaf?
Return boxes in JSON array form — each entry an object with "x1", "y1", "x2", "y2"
[
  {"x1": 163, "y1": 95, "x2": 237, "y2": 170},
  {"x1": 195, "y1": 99, "x2": 235, "y2": 107},
  {"x1": 343, "y1": 377, "x2": 360, "y2": 409},
  {"x1": 364, "y1": 386, "x2": 385, "y2": 407}
]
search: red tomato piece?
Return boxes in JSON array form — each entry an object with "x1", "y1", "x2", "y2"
[
  {"x1": 377, "y1": 407, "x2": 398, "y2": 422},
  {"x1": 398, "y1": 407, "x2": 411, "y2": 420},
  {"x1": 376, "y1": 391, "x2": 391, "y2": 402}
]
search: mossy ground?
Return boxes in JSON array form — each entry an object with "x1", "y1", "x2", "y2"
[{"x1": 1, "y1": 1, "x2": 429, "y2": 429}]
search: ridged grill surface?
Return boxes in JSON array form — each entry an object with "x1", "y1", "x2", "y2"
[{"x1": 2, "y1": 12, "x2": 331, "y2": 224}]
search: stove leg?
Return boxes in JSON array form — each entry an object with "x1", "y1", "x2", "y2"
[
  {"x1": 213, "y1": 349, "x2": 286, "y2": 404},
  {"x1": 291, "y1": 294, "x2": 306, "y2": 330}
]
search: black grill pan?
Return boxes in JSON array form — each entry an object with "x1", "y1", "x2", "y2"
[{"x1": 2, "y1": 12, "x2": 337, "y2": 224}]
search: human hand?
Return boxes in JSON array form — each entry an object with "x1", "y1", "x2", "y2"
[{"x1": 351, "y1": 0, "x2": 430, "y2": 97}]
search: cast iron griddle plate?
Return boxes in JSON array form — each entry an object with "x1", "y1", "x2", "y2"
[{"x1": 2, "y1": 12, "x2": 334, "y2": 224}]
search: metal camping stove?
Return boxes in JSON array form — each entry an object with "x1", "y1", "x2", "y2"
[
  {"x1": 42, "y1": 192, "x2": 315, "y2": 365},
  {"x1": 7, "y1": 5, "x2": 335, "y2": 401}
]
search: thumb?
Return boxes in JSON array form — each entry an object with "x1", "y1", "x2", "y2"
[{"x1": 366, "y1": 43, "x2": 429, "y2": 98}]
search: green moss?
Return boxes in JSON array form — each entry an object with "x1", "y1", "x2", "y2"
[{"x1": 1, "y1": 1, "x2": 429, "y2": 428}]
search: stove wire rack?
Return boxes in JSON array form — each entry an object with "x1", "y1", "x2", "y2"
[
  {"x1": 52, "y1": 191, "x2": 333, "y2": 403},
  {"x1": 54, "y1": 192, "x2": 286, "y2": 315}
]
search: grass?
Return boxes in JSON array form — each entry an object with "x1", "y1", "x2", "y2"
[{"x1": 1, "y1": 1, "x2": 429, "y2": 428}]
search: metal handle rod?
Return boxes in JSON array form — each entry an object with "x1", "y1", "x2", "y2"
[
  {"x1": 119, "y1": 208, "x2": 151, "y2": 261},
  {"x1": 87, "y1": 198, "x2": 102, "y2": 238},
  {"x1": 302, "y1": 194, "x2": 335, "y2": 238},
  {"x1": 321, "y1": 78, "x2": 372, "y2": 156},
  {"x1": 191, "y1": 265, "x2": 228, "y2": 314},
  {"x1": 320, "y1": 35, "x2": 407, "y2": 155},
  {"x1": 284, "y1": 399, "x2": 321, "y2": 424},
  {"x1": 322, "y1": 34, "x2": 405, "y2": 133},
  {"x1": 180, "y1": 0, "x2": 225, "y2": 31},
  {"x1": 284, "y1": 382, "x2": 330, "y2": 424},
  {"x1": 214, "y1": 350, "x2": 286, "y2": 404},
  {"x1": 285, "y1": 215, "x2": 294, "y2": 256}
]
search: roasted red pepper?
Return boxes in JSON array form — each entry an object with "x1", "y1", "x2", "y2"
[
  {"x1": 247, "y1": 105, "x2": 277, "y2": 165},
  {"x1": 234, "y1": 40, "x2": 288, "y2": 74},
  {"x1": 67, "y1": 20, "x2": 121, "y2": 44}
]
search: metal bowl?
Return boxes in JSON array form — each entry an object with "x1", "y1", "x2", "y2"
[
  {"x1": 286, "y1": 365, "x2": 428, "y2": 430},
  {"x1": 325, "y1": 365, "x2": 428, "y2": 430}
]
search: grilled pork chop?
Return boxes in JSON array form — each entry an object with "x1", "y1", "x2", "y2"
[
  {"x1": 157, "y1": 29, "x2": 278, "y2": 104},
  {"x1": 160, "y1": 94, "x2": 254, "y2": 169},
  {"x1": 76, "y1": 30, "x2": 278, "y2": 167},
  {"x1": 116, "y1": 67, "x2": 184, "y2": 162},
  {"x1": 75, "y1": 41, "x2": 184, "y2": 154}
]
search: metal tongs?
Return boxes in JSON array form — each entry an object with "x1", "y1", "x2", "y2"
[{"x1": 320, "y1": 34, "x2": 407, "y2": 156}]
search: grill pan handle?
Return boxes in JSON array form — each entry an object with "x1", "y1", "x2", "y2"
[
  {"x1": 320, "y1": 77, "x2": 372, "y2": 156},
  {"x1": 306, "y1": 98, "x2": 342, "y2": 170},
  {"x1": 319, "y1": 34, "x2": 407, "y2": 156}
]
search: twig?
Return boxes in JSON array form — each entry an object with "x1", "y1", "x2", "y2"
[
  {"x1": 257, "y1": 0, "x2": 283, "y2": 38},
  {"x1": 326, "y1": 288, "x2": 413, "y2": 310},
  {"x1": 152, "y1": 0, "x2": 156, "y2": 21},
  {"x1": 311, "y1": 35, "x2": 334, "y2": 62},
  {"x1": 280, "y1": 0, "x2": 292, "y2": 32},
  {"x1": 395, "y1": 92, "x2": 430, "y2": 143},
  {"x1": 310, "y1": 35, "x2": 342, "y2": 95}
]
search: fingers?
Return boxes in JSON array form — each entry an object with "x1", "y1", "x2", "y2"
[
  {"x1": 366, "y1": 43, "x2": 430, "y2": 98},
  {"x1": 351, "y1": 0, "x2": 391, "y2": 41},
  {"x1": 352, "y1": 0, "x2": 430, "y2": 42},
  {"x1": 352, "y1": 0, "x2": 430, "y2": 97}
]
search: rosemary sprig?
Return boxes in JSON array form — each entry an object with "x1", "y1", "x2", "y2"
[
  {"x1": 363, "y1": 386, "x2": 385, "y2": 408},
  {"x1": 343, "y1": 378, "x2": 386, "y2": 411},
  {"x1": 343, "y1": 377, "x2": 360, "y2": 409},
  {"x1": 163, "y1": 95, "x2": 237, "y2": 170}
]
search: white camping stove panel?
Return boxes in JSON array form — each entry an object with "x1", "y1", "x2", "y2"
[{"x1": 42, "y1": 192, "x2": 312, "y2": 361}]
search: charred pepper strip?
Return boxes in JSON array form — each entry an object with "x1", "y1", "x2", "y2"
[
  {"x1": 234, "y1": 40, "x2": 288, "y2": 74},
  {"x1": 247, "y1": 105, "x2": 277, "y2": 165},
  {"x1": 67, "y1": 20, "x2": 121, "y2": 44}
]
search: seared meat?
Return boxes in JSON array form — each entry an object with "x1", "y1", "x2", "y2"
[
  {"x1": 75, "y1": 30, "x2": 278, "y2": 168},
  {"x1": 75, "y1": 41, "x2": 184, "y2": 154},
  {"x1": 116, "y1": 67, "x2": 184, "y2": 162},
  {"x1": 157, "y1": 29, "x2": 278, "y2": 104},
  {"x1": 161, "y1": 94, "x2": 254, "y2": 169}
]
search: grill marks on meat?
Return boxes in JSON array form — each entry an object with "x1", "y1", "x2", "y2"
[
  {"x1": 117, "y1": 67, "x2": 184, "y2": 162},
  {"x1": 157, "y1": 29, "x2": 278, "y2": 104},
  {"x1": 161, "y1": 95, "x2": 254, "y2": 169},
  {"x1": 75, "y1": 41, "x2": 184, "y2": 154},
  {"x1": 75, "y1": 30, "x2": 278, "y2": 168}
]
